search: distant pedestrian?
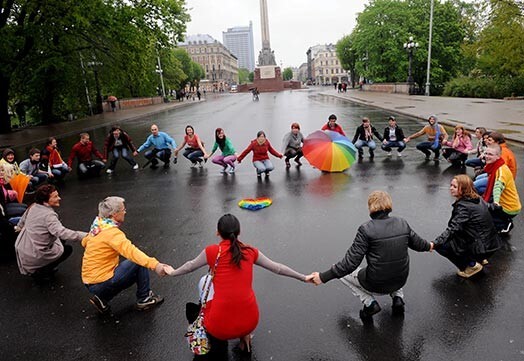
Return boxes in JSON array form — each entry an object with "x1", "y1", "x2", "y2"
[
  {"x1": 15, "y1": 184, "x2": 86, "y2": 281},
  {"x1": 104, "y1": 125, "x2": 139, "y2": 174},
  {"x1": 82, "y1": 196, "x2": 173, "y2": 314},
  {"x1": 238, "y1": 131, "x2": 283, "y2": 178},
  {"x1": 282, "y1": 122, "x2": 304, "y2": 168},
  {"x1": 381, "y1": 116, "x2": 406, "y2": 157},
  {"x1": 174, "y1": 125, "x2": 207, "y2": 168},
  {"x1": 321, "y1": 114, "x2": 346, "y2": 136},
  {"x1": 352, "y1": 117, "x2": 383, "y2": 160},
  {"x1": 108, "y1": 96, "x2": 118, "y2": 112},
  {"x1": 309, "y1": 191, "x2": 433, "y2": 322},
  {"x1": 205, "y1": 128, "x2": 237, "y2": 174},
  {"x1": 441, "y1": 125, "x2": 473, "y2": 166},
  {"x1": 136, "y1": 124, "x2": 176, "y2": 169},
  {"x1": 405, "y1": 115, "x2": 448, "y2": 161},
  {"x1": 434, "y1": 175, "x2": 499, "y2": 278},
  {"x1": 197, "y1": 90, "x2": 201, "y2": 100},
  {"x1": 67, "y1": 133, "x2": 106, "y2": 177}
]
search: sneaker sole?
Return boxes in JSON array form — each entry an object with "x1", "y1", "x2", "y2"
[{"x1": 89, "y1": 299, "x2": 110, "y2": 314}]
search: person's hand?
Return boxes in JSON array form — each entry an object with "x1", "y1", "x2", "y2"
[
  {"x1": 174, "y1": 150, "x2": 179, "y2": 157},
  {"x1": 163, "y1": 264, "x2": 175, "y2": 276},
  {"x1": 279, "y1": 154, "x2": 283, "y2": 159},
  {"x1": 429, "y1": 242, "x2": 434, "y2": 252},
  {"x1": 102, "y1": 159, "x2": 107, "y2": 163},
  {"x1": 404, "y1": 137, "x2": 410, "y2": 143},
  {"x1": 312, "y1": 272, "x2": 323, "y2": 286},
  {"x1": 133, "y1": 151, "x2": 138, "y2": 157},
  {"x1": 48, "y1": 172, "x2": 54, "y2": 178},
  {"x1": 382, "y1": 139, "x2": 387, "y2": 145},
  {"x1": 304, "y1": 274, "x2": 316, "y2": 284},
  {"x1": 68, "y1": 166, "x2": 72, "y2": 171},
  {"x1": 237, "y1": 158, "x2": 242, "y2": 164},
  {"x1": 155, "y1": 263, "x2": 169, "y2": 277}
]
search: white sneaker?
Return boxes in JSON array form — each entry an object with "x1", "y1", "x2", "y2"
[
  {"x1": 397, "y1": 152, "x2": 402, "y2": 157},
  {"x1": 132, "y1": 164, "x2": 139, "y2": 170},
  {"x1": 198, "y1": 161, "x2": 203, "y2": 168},
  {"x1": 106, "y1": 169, "x2": 113, "y2": 174},
  {"x1": 386, "y1": 152, "x2": 392, "y2": 157},
  {"x1": 228, "y1": 167, "x2": 235, "y2": 174}
]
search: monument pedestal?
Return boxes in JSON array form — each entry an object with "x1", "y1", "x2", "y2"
[{"x1": 253, "y1": 65, "x2": 284, "y2": 92}]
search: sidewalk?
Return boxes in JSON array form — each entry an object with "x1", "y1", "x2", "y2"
[
  {"x1": 0, "y1": 98, "x2": 205, "y2": 148},
  {"x1": 321, "y1": 88, "x2": 524, "y2": 144}
]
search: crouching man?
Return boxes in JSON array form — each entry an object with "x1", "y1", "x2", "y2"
[
  {"x1": 82, "y1": 196, "x2": 174, "y2": 314},
  {"x1": 310, "y1": 191, "x2": 433, "y2": 322}
]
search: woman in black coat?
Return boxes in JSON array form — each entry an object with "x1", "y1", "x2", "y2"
[{"x1": 434, "y1": 174, "x2": 500, "y2": 278}]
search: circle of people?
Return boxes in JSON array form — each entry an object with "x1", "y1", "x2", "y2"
[{"x1": 0, "y1": 113, "x2": 521, "y2": 358}]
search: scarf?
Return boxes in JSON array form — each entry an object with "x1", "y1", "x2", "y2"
[
  {"x1": 89, "y1": 216, "x2": 120, "y2": 236},
  {"x1": 433, "y1": 123, "x2": 441, "y2": 148},
  {"x1": 364, "y1": 125, "x2": 373, "y2": 141},
  {"x1": 483, "y1": 157, "x2": 505, "y2": 202}
]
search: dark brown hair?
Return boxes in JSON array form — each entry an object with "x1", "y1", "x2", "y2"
[{"x1": 35, "y1": 184, "x2": 57, "y2": 204}]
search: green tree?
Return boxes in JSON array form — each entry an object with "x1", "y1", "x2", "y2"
[
  {"x1": 0, "y1": 0, "x2": 189, "y2": 133},
  {"x1": 248, "y1": 71, "x2": 254, "y2": 82},
  {"x1": 343, "y1": 0, "x2": 466, "y2": 93},
  {"x1": 336, "y1": 34, "x2": 358, "y2": 87},
  {"x1": 282, "y1": 67, "x2": 293, "y2": 80},
  {"x1": 476, "y1": 0, "x2": 524, "y2": 77},
  {"x1": 238, "y1": 68, "x2": 250, "y2": 84}
]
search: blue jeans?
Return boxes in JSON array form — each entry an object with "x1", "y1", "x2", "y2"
[
  {"x1": 354, "y1": 139, "x2": 376, "y2": 157},
  {"x1": 474, "y1": 173, "x2": 488, "y2": 195},
  {"x1": 86, "y1": 260, "x2": 150, "y2": 303},
  {"x1": 416, "y1": 141, "x2": 441, "y2": 158},
  {"x1": 144, "y1": 148, "x2": 171, "y2": 164},
  {"x1": 465, "y1": 158, "x2": 484, "y2": 168},
  {"x1": 381, "y1": 141, "x2": 406, "y2": 152},
  {"x1": 183, "y1": 148, "x2": 204, "y2": 164},
  {"x1": 51, "y1": 164, "x2": 69, "y2": 179},
  {"x1": 109, "y1": 147, "x2": 137, "y2": 170},
  {"x1": 253, "y1": 159, "x2": 274, "y2": 174}
]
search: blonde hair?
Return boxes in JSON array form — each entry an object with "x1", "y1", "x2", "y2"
[
  {"x1": 0, "y1": 163, "x2": 15, "y2": 183},
  {"x1": 368, "y1": 191, "x2": 393, "y2": 214}
]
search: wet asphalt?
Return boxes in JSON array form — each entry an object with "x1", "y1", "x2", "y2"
[{"x1": 1, "y1": 89, "x2": 523, "y2": 361}]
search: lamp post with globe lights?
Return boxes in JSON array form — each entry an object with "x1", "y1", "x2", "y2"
[{"x1": 403, "y1": 36, "x2": 419, "y2": 94}]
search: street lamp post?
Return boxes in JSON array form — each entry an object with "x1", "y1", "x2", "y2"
[
  {"x1": 87, "y1": 59, "x2": 104, "y2": 114},
  {"x1": 425, "y1": 0, "x2": 435, "y2": 96},
  {"x1": 156, "y1": 54, "x2": 167, "y2": 102},
  {"x1": 403, "y1": 36, "x2": 419, "y2": 95},
  {"x1": 79, "y1": 53, "x2": 93, "y2": 116}
]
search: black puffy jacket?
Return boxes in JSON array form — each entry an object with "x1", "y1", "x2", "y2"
[
  {"x1": 435, "y1": 197, "x2": 500, "y2": 255},
  {"x1": 320, "y1": 212, "x2": 431, "y2": 294}
]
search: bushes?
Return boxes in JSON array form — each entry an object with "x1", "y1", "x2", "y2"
[{"x1": 443, "y1": 76, "x2": 524, "y2": 98}]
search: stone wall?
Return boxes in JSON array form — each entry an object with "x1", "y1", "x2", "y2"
[
  {"x1": 102, "y1": 96, "x2": 164, "y2": 112},
  {"x1": 362, "y1": 83, "x2": 411, "y2": 94}
]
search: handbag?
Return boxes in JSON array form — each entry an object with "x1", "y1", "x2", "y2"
[{"x1": 185, "y1": 246, "x2": 221, "y2": 355}]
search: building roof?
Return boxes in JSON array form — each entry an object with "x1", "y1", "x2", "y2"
[{"x1": 178, "y1": 34, "x2": 220, "y2": 46}]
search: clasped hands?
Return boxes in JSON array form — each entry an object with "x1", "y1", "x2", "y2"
[{"x1": 304, "y1": 272, "x2": 322, "y2": 286}]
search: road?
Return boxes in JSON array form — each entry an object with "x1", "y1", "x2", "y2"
[{"x1": 1, "y1": 89, "x2": 523, "y2": 361}]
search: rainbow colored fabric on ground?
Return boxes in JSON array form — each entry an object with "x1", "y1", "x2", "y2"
[{"x1": 238, "y1": 197, "x2": 273, "y2": 211}]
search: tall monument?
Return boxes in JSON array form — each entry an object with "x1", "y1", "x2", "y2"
[
  {"x1": 258, "y1": 0, "x2": 276, "y2": 66},
  {"x1": 253, "y1": 0, "x2": 283, "y2": 92}
]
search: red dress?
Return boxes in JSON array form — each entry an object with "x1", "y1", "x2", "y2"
[{"x1": 203, "y1": 240, "x2": 259, "y2": 340}]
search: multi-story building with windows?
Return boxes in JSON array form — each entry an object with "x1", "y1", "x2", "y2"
[
  {"x1": 306, "y1": 44, "x2": 348, "y2": 85},
  {"x1": 178, "y1": 34, "x2": 239, "y2": 91},
  {"x1": 222, "y1": 22, "x2": 255, "y2": 72}
]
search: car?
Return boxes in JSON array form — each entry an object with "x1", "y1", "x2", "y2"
[{"x1": 230, "y1": 85, "x2": 238, "y2": 93}]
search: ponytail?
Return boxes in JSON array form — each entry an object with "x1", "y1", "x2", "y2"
[
  {"x1": 229, "y1": 232, "x2": 245, "y2": 267},
  {"x1": 217, "y1": 213, "x2": 246, "y2": 268}
]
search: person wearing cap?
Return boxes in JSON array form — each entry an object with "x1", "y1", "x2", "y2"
[
  {"x1": 81, "y1": 196, "x2": 174, "y2": 314},
  {"x1": 405, "y1": 115, "x2": 448, "y2": 161},
  {"x1": 321, "y1": 114, "x2": 346, "y2": 136},
  {"x1": 381, "y1": 116, "x2": 406, "y2": 157},
  {"x1": 103, "y1": 125, "x2": 139, "y2": 174}
]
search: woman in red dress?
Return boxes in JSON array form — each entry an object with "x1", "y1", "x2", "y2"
[{"x1": 168, "y1": 214, "x2": 310, "y2": 354}]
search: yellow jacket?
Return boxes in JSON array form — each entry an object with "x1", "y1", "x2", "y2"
[
  {"x1": 81, "y1": 227, "x2": 159, "y2": 284},
  {"x1": 493, "y1": 164, "x2": 521, "y2": 215}
]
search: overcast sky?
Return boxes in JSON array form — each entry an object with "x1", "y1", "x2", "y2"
[{"x1": 184, "y1": 0, "x2": 368, "y2": 68}]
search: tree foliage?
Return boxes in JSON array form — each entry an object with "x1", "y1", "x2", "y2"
[
  {"x1": 0, "y1": 0, "x2": 190, "y2": 133},
  {"x1": 238, "y1": 68, "x2": 250, "y2": 84},
  {"x1": 282, "y1": 67, "x2": 293, "y2": 81}
]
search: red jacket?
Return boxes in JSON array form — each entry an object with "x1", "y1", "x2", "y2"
[
  {"x1": 67, "y1": 141, "x2": 104, "y2": 167},
  {"x1": 45, "y1": 146, "x2": 65, "y2": 167},
  {"x1": 321, "y1": 123, "x2": 346, "y2": 136},
  {"x1": 238, "y1": 139, "x2": 281, "y2": 162}
]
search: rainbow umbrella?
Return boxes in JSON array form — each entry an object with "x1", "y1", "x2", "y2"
[{"x1": 303, "y1": 130, "x2": 357, "y2": 172}]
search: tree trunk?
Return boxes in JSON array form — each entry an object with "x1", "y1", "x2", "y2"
[{"x1": 0, "y1": 74, "x2": 12, "y2": 133}]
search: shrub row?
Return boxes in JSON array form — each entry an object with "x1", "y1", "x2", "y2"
[{"x1": 443, "y1": 76, "x2": 524, "y2": 99}]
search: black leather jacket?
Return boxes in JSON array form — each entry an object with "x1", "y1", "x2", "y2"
[
  {"x1": 320, "y1": 212, "x2": 431, "y2": 294},
  {"x1": 435, "y1": 197, "x2": 500, "y2": 255}
]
